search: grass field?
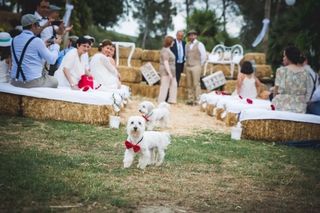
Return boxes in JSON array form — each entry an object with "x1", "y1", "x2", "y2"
[{"x1": 0, "y1": 115, "x2": 319, "y2": 212}]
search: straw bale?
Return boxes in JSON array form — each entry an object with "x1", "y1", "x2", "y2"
[
  {"x1": 123, "y1": 82, "x2": 141, "y2": 96},
  {"x1": 243, "y1": 53, "x2": 266, "y2": 64},
  {"x1": 141, "y1": 50, "x2": 160, "y2": 62},
  {"x1": 225, "y1": 112, "x2": 238, "y2": 127},
  {"x1": 119, "y1": 47, "x2": 143, "y2": 59},
  {"x1": 255, "y1": 64, "x2": 273, "y2": 79},
  {"x1": 0, "y1": 92, "x2": 22, "y2": 115},
  {"x1": 119, "y1": 58, "x2": 142, "y2": 67},
  {"x1": 241, "y1": 120, "x2": 320, "y2": 142},
  {"x1": 142, "y1": 61, "x2": 160, "y2": 72},
  {"x1": 177, "y1": 87, "x2": 187, "y2": 100},
  {"x1": 257, "y1": 83, "x2": 270, "y2": 99},
  {"x1": 206, "y1": 104, "x2": 215, "y2": 116},
  {"x1": 88, "y1": 47, "x2": 99, "y2": 57},
  {"x1": 223, "y1": 80, "x2": 237, "y2": 94},
  {"x1": 215, "y1": 108, "x2": 225, "y2": 121},
  {"x1": 118, "y1": 66, "x2": 142, "y2": 83},
  {"x1": 205, "y1": 64, "x2": 239, "y2": 78},
  {"x1": 179, "y1": 73, "x2": 187, "y2": 88},
  {"x1": 21, "y1": 97, "x2": 113, "y2": 125}
]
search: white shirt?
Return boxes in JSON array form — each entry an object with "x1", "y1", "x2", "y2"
[
  {"x1": 41, "y1": 25, "x2": 59, "y2": 41},
  {"x1": 0, "y1": 59, "x2": 9, "y2": 83},
  {"x1": 189, "y1": 39, "x2": 207, "y2": 66},
  {"x1": 34, "y1": 11, "x2": 48, "y2": 27}
]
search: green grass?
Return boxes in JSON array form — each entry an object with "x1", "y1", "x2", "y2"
[{"x1": 0, "y1": 115, "x2": 319, "y2": 212}]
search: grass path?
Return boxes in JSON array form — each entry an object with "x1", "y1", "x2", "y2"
[{"x1": 0, "y1": 99, "x2": 320, "y2": 212}]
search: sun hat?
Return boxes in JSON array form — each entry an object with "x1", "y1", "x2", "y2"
[
  {"x1": 0, "y1": 32, "x2": 12, "y2": 47},
  {"x1": 21, "y1": 14, "x2": 41, "y2": 27}
]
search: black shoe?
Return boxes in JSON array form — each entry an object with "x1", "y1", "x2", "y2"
[{"x1": 186, "y1": 101, "x2": 193, "y2": 105}]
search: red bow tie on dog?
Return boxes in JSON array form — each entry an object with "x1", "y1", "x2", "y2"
[{"x1": 124, "y1": 140, "x2": 141, "y2": 152}]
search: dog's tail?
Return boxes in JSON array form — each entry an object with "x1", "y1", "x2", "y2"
[
  {"x1": 158, "y1": 102, "x2": 170, "y2": 109},
  {"x1": 160, "y1": 132, "x2": 171, "y2": 149}
]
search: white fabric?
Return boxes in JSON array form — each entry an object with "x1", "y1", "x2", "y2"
[
  {"x1": 90, "y1": 53, "x2": 120, "y2": 90},
  {"x1": 54, "y1": 48, "x2": 86, "y2": 87},
  {"x1": 240, "y1": 108, "x2": 320, "y2": 124},
  {"x1": 41, "y1": 25, "x2": 59, "y2": 41},
  {"x1": 226, "y1": 99, "x2": 272, "y2": 113},
  {"x1": 34, "y1": 11, "x2": 48, "y2": 27},
  {"x1": 63, "y1": 3, "x2": 74, "y2": 27},
  {"x1": 0, "y1": 60, "x2": 9, "y2": 83},
  {"x1": 238, "y1": 76, "x2": 257, "y2": 99},
  {"x1": 0, "y1": 82, "x2": 114, "y2": 105},
  {"x1": 252, "y1": 18, "x2": 270, "y2": 47}
]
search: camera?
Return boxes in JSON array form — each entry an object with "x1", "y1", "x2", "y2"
[{"x1": 47, "y1": 38, "x2": 55, "y2": 45}]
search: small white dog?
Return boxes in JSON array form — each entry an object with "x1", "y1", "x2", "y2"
[
  {"x1": 123, "y1": 116, "x2": 171, "y2": 169},
  {"x1": 138, "y1": 101, "x2": 170, "y2": 130}
]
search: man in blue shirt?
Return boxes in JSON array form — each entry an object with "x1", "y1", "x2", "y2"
[{"x1": 10, "y1": 14, "x2": 60, "y2": 88}]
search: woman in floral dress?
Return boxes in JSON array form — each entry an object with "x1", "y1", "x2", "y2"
[{"x1": 272, "y1": 46, "x2": 313, "y2": 113}]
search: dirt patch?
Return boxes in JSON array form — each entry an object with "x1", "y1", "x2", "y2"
[{"x1": 120, "y1": 96, "x2": 231, "y2": 136}]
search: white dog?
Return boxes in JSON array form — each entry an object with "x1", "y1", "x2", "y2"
[
  {"x1": 123, "y1": 116, "x2": 171, "y2": 169},
  {"x1": 138, "y1": 101, "x2": 170, "y2": 130}
]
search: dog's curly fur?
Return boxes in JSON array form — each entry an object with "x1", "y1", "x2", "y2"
[{"x1": 138, "y1": 101, "x2": 170, "y2": 130}]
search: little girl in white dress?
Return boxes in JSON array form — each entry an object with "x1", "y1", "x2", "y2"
[{"x1": 233, "y1": 61, "x2": 261, "y2": 99}]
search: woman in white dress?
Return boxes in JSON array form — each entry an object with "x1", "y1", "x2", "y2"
[
  {"x1": 90, "y1": 40, "x2": 121, "y2": 90},
  {"x1": 54, "y1": 37, "x2": 91, "y2": 89},
  {"x1": 0, "y1": 32, "x2": 12, "y2": 83}
]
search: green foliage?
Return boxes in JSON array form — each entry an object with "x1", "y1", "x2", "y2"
[
  {"x1": 187, "y1": 9, "x2": 238, "y2": 51},
  {"x1": 268, "y1": 0, "x2": 320, "y2": 71},
  {"x1": 132, "y1": 0, "x2": 176, "y2": 49}
]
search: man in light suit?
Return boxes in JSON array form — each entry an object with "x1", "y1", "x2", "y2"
[{"x1": 170, "y1": 30, "x2": 186, "y2": 86}]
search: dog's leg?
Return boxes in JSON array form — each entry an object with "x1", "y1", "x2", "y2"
[
  {"x1": 123, "y1": 149, "x2": 134, "y2": 168},
  {"x1": 155, "y1": 149, "x2": 165, "y2": 166},
  {"x1": 138, "y1": 149, "x2": 151, "y2": 169}
]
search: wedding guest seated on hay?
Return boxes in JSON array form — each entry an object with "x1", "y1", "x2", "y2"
[
  {"x1": 10, "y1": 14, "x2": 60, "y2": 88},
  {"x1": 272, "y1": 46, "x2": 313, "y2": 113},
  {"x1": 0, "y1": 32, "x2": 12, "y2": 83},
  {"x1": 54, "y1": 36, "x2": 91, "y2": 90}
]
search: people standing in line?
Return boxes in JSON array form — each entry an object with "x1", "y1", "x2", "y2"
[
  {"x1": 170, "y1": 30, "x2": 186, "y2": 86},
  {"x1": 158, "y1": 35, "x2": 177, "y2": 104},
  {"x1": 10, "y1": 14, "x2": 60, "y2": 88},
  {"x1": 272, "y1": 46, "x2": 312, "y2": 113},
  {"x1": 185, "y1": 30, "x2": 207, "y2": 105}
]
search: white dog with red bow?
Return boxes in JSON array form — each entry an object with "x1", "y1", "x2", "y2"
[
  {"x1": 138, "y1": 101, "x2": 170, "y2": 130},
  {"x1": 123, "y1": 116, "x2": 171, "y2": 169}
]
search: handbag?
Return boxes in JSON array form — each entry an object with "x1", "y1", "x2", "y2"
[{"x1": 78, "y1": 74, "x2": 101, "y2": 91}]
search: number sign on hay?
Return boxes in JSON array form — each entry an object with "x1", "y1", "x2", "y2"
[
  {"x1": 140, "y1": 62, "x2": 160, "y2": 86},
  {"x1": 201, "y1": 70, "x2": 226, "y2": 91}
]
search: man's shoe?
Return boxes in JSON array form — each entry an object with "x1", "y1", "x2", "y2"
[{"x1": 186, "y1": 101, "x2": 193, "y2": 105}]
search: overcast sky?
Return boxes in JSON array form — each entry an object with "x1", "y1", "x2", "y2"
[{"x1": 108, "y1": 0, "x2": 243, "y2": 38}]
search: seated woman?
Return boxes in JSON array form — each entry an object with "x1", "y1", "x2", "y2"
[
  {"x1": 90, "y1": 40, "x2": 130, "y2": 100},
  {"x1": 90, "y1": 40, "x2": 121, "y2": 90},
  {"x1": 272, "y1": 46, "x2": 312, "y2": 113},
  {"x1": 54, "y1": 36, "x2": 91, "y2": 89}
]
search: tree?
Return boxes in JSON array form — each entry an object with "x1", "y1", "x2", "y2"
[
  {"x1": 132, "y1": 0, "x2": 176, "y2": 49},
  {"x1": 90, "y1": 0, "x2": 124, "y2": 28}
]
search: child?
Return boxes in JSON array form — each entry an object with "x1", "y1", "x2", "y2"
[{"x1": 233, "y1": 61, "x2": 261, "y2": 99}]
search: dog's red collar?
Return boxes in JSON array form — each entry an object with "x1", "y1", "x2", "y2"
[
  {"x1": 124, "y1": 137, "x2": 144, "y2": 153},
  {"x1": 142, "y1": 112, "x2": 153, "y2": 122}
]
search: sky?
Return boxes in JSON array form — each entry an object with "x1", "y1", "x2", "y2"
[{"x1": 108, "y1": 0, "x2": 243, "y2": 38}]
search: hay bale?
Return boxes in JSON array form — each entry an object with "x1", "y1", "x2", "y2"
[
  {"x1": 255, "y1": 64, "x2": 273, "y2": 79},
  {"x1": 241, "y1": 120, "x2": 320, "y2": 142},
  {"x1": 225, "y1": 112, "x2": 238, "y2": 126},
  {"x1": 179, "y1": 73, "x2": 187, "y2": 88},
  {"x1": 206, "y1": 104, "x2": 215, "y2": 116},
  {"x1": 0, "y1": 93, "x2": 21, "y2": 115},
  {"x1": 205, "y1": 64, "x2": 239, "y2": 78},
  {"x1": 21, "y1": 97, "x2": 113, "y2": 125},
  {"x1": 243, "y1": 53, "x2": 266, "y2": 64},
  {"x1": 119, "y1": 47, "x2": 143, "y2": 59},
  {"x1": 88, "y1": 47, "x2": 99, "y2": 57},
  {"x1": 119, "y1": 58, "x2": 142, "y2": 67},
  {"x1": 141, "y1": 50, "x2": 160, "y2": 62},
  {"x1": 223, "y1": 80, "x2": 237, "y2": 94},
  {"x1": 118, "y1": 66, "x2": 142, "y2": 83},
  {"x1": 215, "y1": 108, "x2": 225, "y2": 121}
]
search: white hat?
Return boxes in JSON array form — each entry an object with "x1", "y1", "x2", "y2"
[
  {"x1": 21, "y1": 14, "x2": 41, "y2": 27},
  {"x1": 0, "y1": 32, "x2": 12, "y2": 47},
  {"x1": 83, "y1": 35, "x2": 95, "y2": 43}
]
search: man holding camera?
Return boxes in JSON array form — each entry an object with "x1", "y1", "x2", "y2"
[{"x1": 10, "y1": 14, "x2": 61, "y2": 88}]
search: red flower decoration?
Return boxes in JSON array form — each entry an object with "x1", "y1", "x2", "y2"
[
  {"x1": 271, "y1": 104, "x2": 275, "y2": 111},
  {"x1": 239, "y1": 95, "x2": 243, "y2": 99},
  {"x1": 246, "y1": 98, "x2": 253, "y2": 104}
]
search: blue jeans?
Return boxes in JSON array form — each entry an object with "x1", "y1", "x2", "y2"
[{"x1": 307, "y1": 101, "x2": 320, "y2": 116}]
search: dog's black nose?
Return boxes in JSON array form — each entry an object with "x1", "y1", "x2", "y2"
[{"x1": 133, "y1": 127, "x2": 138, "y2": 131}]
